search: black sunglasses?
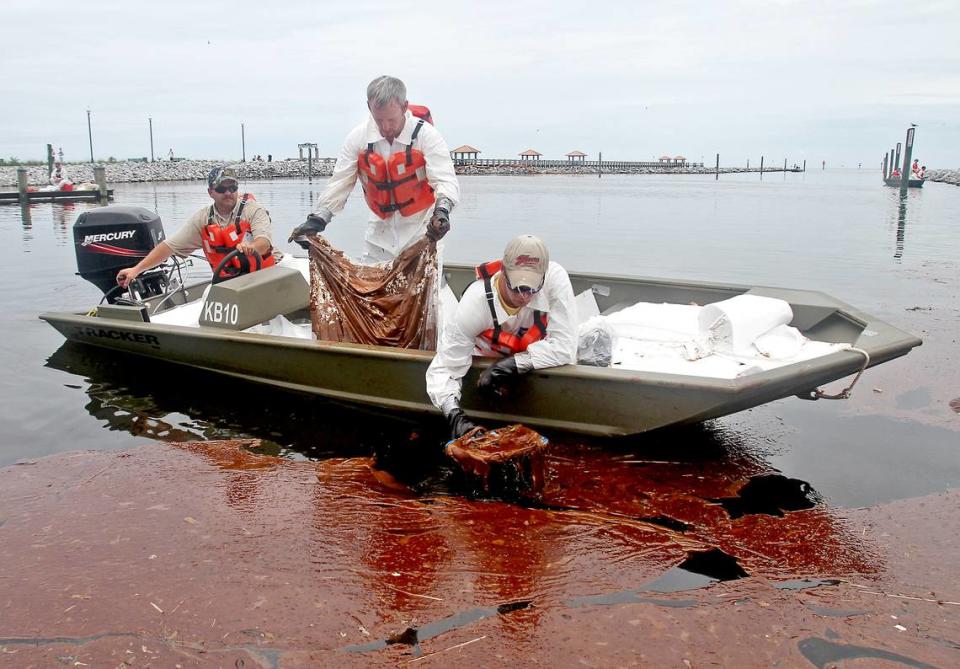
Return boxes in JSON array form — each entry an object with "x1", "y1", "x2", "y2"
[
  {"x1": 505, "y1": 276, "x2": 541, "y2": 296},
  {"x1": 214, "y1": 184, "x2": 239, "y2": 194}
]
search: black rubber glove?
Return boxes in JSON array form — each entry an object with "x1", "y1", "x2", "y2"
[
  {"x1": 288, "y1": 213, "x2": 329, "y2": 250},
  {"x1": 477, "y1": 355, "x2": 521, "y2": 397},
  {"x1": 446, "y1": 407, "x2": 480, "y2": 440},
  {"x1": 426, "y1": 207, "x2": 450, "y2": 241}
]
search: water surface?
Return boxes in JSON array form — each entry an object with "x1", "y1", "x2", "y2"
[{"x1": 2, "y1": 170, "x2": 958, "y2": 507}]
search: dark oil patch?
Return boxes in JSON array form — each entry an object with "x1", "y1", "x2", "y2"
[
  {"x1": 949, "y1": 397, "x2": 960, "y2": 414},
  {"x1": 569, "y1": 548, "x2": 748, "y2": 608},
  {"x1": 797, "y1": 637, "x2": 940, "y2": 669},
  {"x1": 496, "y1": 600, "x2": 532, "y2": 614},
  {"x1": 775, "y1": 578, "x2": 842, "y2": 591},
  {"x1": 386, "y1": 627, "x2": 418, "y2": 646},
  {"x1": 676, "y1": 548, "x2": 749, "y2": 582},
  {"x1": 711, "y1": 474, "x2": 819, "y2": 519},
  {"x1": 344, "y1": 600, "x2": 533, "y2": 655},
  {"x1": 639, "y1": 514, "x2": 691, "y2": 532}
]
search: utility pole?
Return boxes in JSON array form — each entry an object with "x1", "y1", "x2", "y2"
[
  {"x1": 86, "y1": 108, "x2": 94, "y2": 163},
  {"x1": 149, "y1": 117, "x2": 155, "y2": 162},
  {"x1": 241, "y1": 123, "x2": 246, "y2": 162}
]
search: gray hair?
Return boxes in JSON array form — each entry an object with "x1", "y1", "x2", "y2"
[{"x1": 366, "y1": 76, "x2": 407, "y2": 108}]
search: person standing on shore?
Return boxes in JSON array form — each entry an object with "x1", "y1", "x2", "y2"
[
  {"x1": 117, "y1": 166, "x2": 275, "y2": 287},
  {"x1": 289, "y1": 75, "x2": 460, "y2": 262},
  {"x1": 425, "y1": 235, "x2": 578, "y2": 439}
]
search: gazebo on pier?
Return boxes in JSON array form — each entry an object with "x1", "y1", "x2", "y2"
[
  {"x1": 519, "y1": 149, "x2": 542, "y2": 161},
  {"x1": 674, "y1": 155, "x2": 687, "y2": 166},
  {"x1": 658, "y1": 155, "x2": 673, "y2": 165},
  {"x1": 451, "y1": 145, "x2": 481, "y2": 160},
  {"x1": 565, "y1": 150, "x2": 587, "y2": 162}
]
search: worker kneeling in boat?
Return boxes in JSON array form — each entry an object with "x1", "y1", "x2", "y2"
[
  {"x1": 117, "y1": 166, "x2": 274, "y2": 287},
  {"x1": 426, "y1": 235, "x2": 578, "y2": 439}
]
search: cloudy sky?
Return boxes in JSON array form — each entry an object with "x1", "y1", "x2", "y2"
[{"x1": 2, "y1": 0, "x2": 958, "y2": 166}]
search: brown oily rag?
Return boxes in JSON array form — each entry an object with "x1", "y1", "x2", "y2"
[{"x1": 307, "y1": 235, "x2": 439, "y2": 350}]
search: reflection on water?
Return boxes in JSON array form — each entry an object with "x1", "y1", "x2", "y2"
[
  {"x1": 45, "y1": 341, "x2": 881, "y2": 588},
  {"x1": 165, "y1": 437, "x2": 880, "y2": 656},
  {"x1": 44, "y1": 342, "x2": 436, "y2": 459},
  {"x1": 895, "y1": 194, "x2": 908, "y2": 260}
]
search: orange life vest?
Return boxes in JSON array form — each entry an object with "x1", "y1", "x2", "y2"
[
  {"x1": 357, "y1": 118, "x2": 436, "y2": 220},
  {"x1": 201, "y1": 193, "x2": 275, "y2": 279},
  {"x1": 474, "y1": 260, "x2": 548, "y2": 356},
  {"x1": 408, "y1": 104, "x2": 433, "y2": 125}
]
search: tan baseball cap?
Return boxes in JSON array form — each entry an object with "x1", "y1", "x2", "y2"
[{"x1": 502, "y1": 234, "x2": 549, "y2": 291}]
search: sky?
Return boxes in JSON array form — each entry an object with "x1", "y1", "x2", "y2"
[{"x1": 2, "y1": 0, "x2": 958, "y2": 167}]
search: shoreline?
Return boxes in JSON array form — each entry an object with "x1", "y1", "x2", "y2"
[{"x1": 1, "y1": 158, "x2": 803, "y2": 187}]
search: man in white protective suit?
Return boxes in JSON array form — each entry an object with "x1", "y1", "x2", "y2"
[{"x1": 290, "y1": 75, "x2": 460, "y2": 262}]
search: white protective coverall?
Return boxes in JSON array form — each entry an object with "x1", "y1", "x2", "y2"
[
  {"x1": 312, "y1": 110, "x2": 460, "y2": 262},
  {"x1": 426, "y1": 262, "x2": 578, "y2": 415}
]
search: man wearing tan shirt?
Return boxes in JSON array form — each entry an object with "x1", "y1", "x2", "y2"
[{"x1": 117, "y1": 166, "x2": 274, "y2": 287}]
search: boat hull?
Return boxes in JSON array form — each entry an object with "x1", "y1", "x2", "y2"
[
  {"x1": 40, "y1": 268, "x2": 922, "y2": 437},
  {"x1": 883, "y1": 177, "x2": 924, "y2": 188}
]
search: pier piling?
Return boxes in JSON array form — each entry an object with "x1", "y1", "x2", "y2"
[
  {"x1": 899, "y1": 127, "x2": 915, "y2": 196},
  {"x1": 803, "y1": 159, "x2": 806, "y2": 172},
  {"x1": 895, "y1": 142, "x2": 901, "y2": 170},
  {"x1": 715, "y1": 154, "x2": 719, "y2": 180},
  {"x1": 17, "y1": 168, "x2": 28, "y2": 205},
  {"x1": 760, "y1": 156, "x2": 764, "y2": 179},
  {"x1": 93, "y1": 166, "x2": 108, "y2": 203}
]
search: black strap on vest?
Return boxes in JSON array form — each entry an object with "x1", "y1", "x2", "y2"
[
  {"x1": 205, "y1": 194, "x2": 271, "y2": 260},
  {"x1": 405, "y1": 119, "x2": 424, "y2": 165},
  {"x1": 365, "y1": 119, "x2": 425, "y2": 213},
  {"x1": 481, "y1": 274, "x2": 503, "y2": 344}
]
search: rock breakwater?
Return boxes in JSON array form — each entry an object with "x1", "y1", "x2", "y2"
[
  {"x1": 1, "y1": 159, "x2": 801, "y2": 187},
  {"x1": 0, "y1": 159, "x2": 336, "y2": 187},
  {"x1": 926, "y1": 168, "x2": 960, "y2": 187}
]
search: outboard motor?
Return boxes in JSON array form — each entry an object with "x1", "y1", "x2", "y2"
[{"x1": 73, "y1": 205, "x2": 167, "y2": 303}]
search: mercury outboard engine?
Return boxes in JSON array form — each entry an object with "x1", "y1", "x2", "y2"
[{"x1": 74, "y1": 205, "x2": 168, "y2": 303}]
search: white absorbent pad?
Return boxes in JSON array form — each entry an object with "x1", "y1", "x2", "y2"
[
  {"x1": 588, "y1": 297, "x2": 852, "y2": 379},
  {"x1": 698, "y1": 294, "x2": 793, "y2": 356},
  {"x1": 574, "y1": 289, "x2": 601, "y2": 326}
]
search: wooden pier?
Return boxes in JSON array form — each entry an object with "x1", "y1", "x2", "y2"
[
  {"x1": 0, "y1": 189, "x2": 114, "y2": 204},
  {"x1": 1, "y1": 166, "x2": 114, "y2": 205}
]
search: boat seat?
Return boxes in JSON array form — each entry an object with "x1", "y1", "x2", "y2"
[
  {"x1": 199, "y1": 266, "x2": 310, "y2": 331},
  {"x1": 96, "y1": 304, "x2": 150, "y2": 322}
]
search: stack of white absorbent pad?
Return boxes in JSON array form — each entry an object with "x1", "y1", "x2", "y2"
[{"x1": 576, "y1": 292, "x2": 850, "y2": 379}]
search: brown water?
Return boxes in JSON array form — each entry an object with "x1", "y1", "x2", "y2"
[{"x1": 1, "y1": 440, "x2": 957, "y2": 666}]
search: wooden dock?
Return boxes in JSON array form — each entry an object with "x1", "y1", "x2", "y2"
[{"x1": 0, "y1": 189, "x2": 113, "y2": 204}]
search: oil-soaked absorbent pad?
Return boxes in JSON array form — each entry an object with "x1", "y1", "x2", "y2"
[{"x1": 307, "y1": 235, "x2": 440, "y2": 350}]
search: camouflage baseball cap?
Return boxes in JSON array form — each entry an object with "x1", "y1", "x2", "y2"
[{"x1": 207, "y1": 166, "x2": 239, "y2": 189}]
